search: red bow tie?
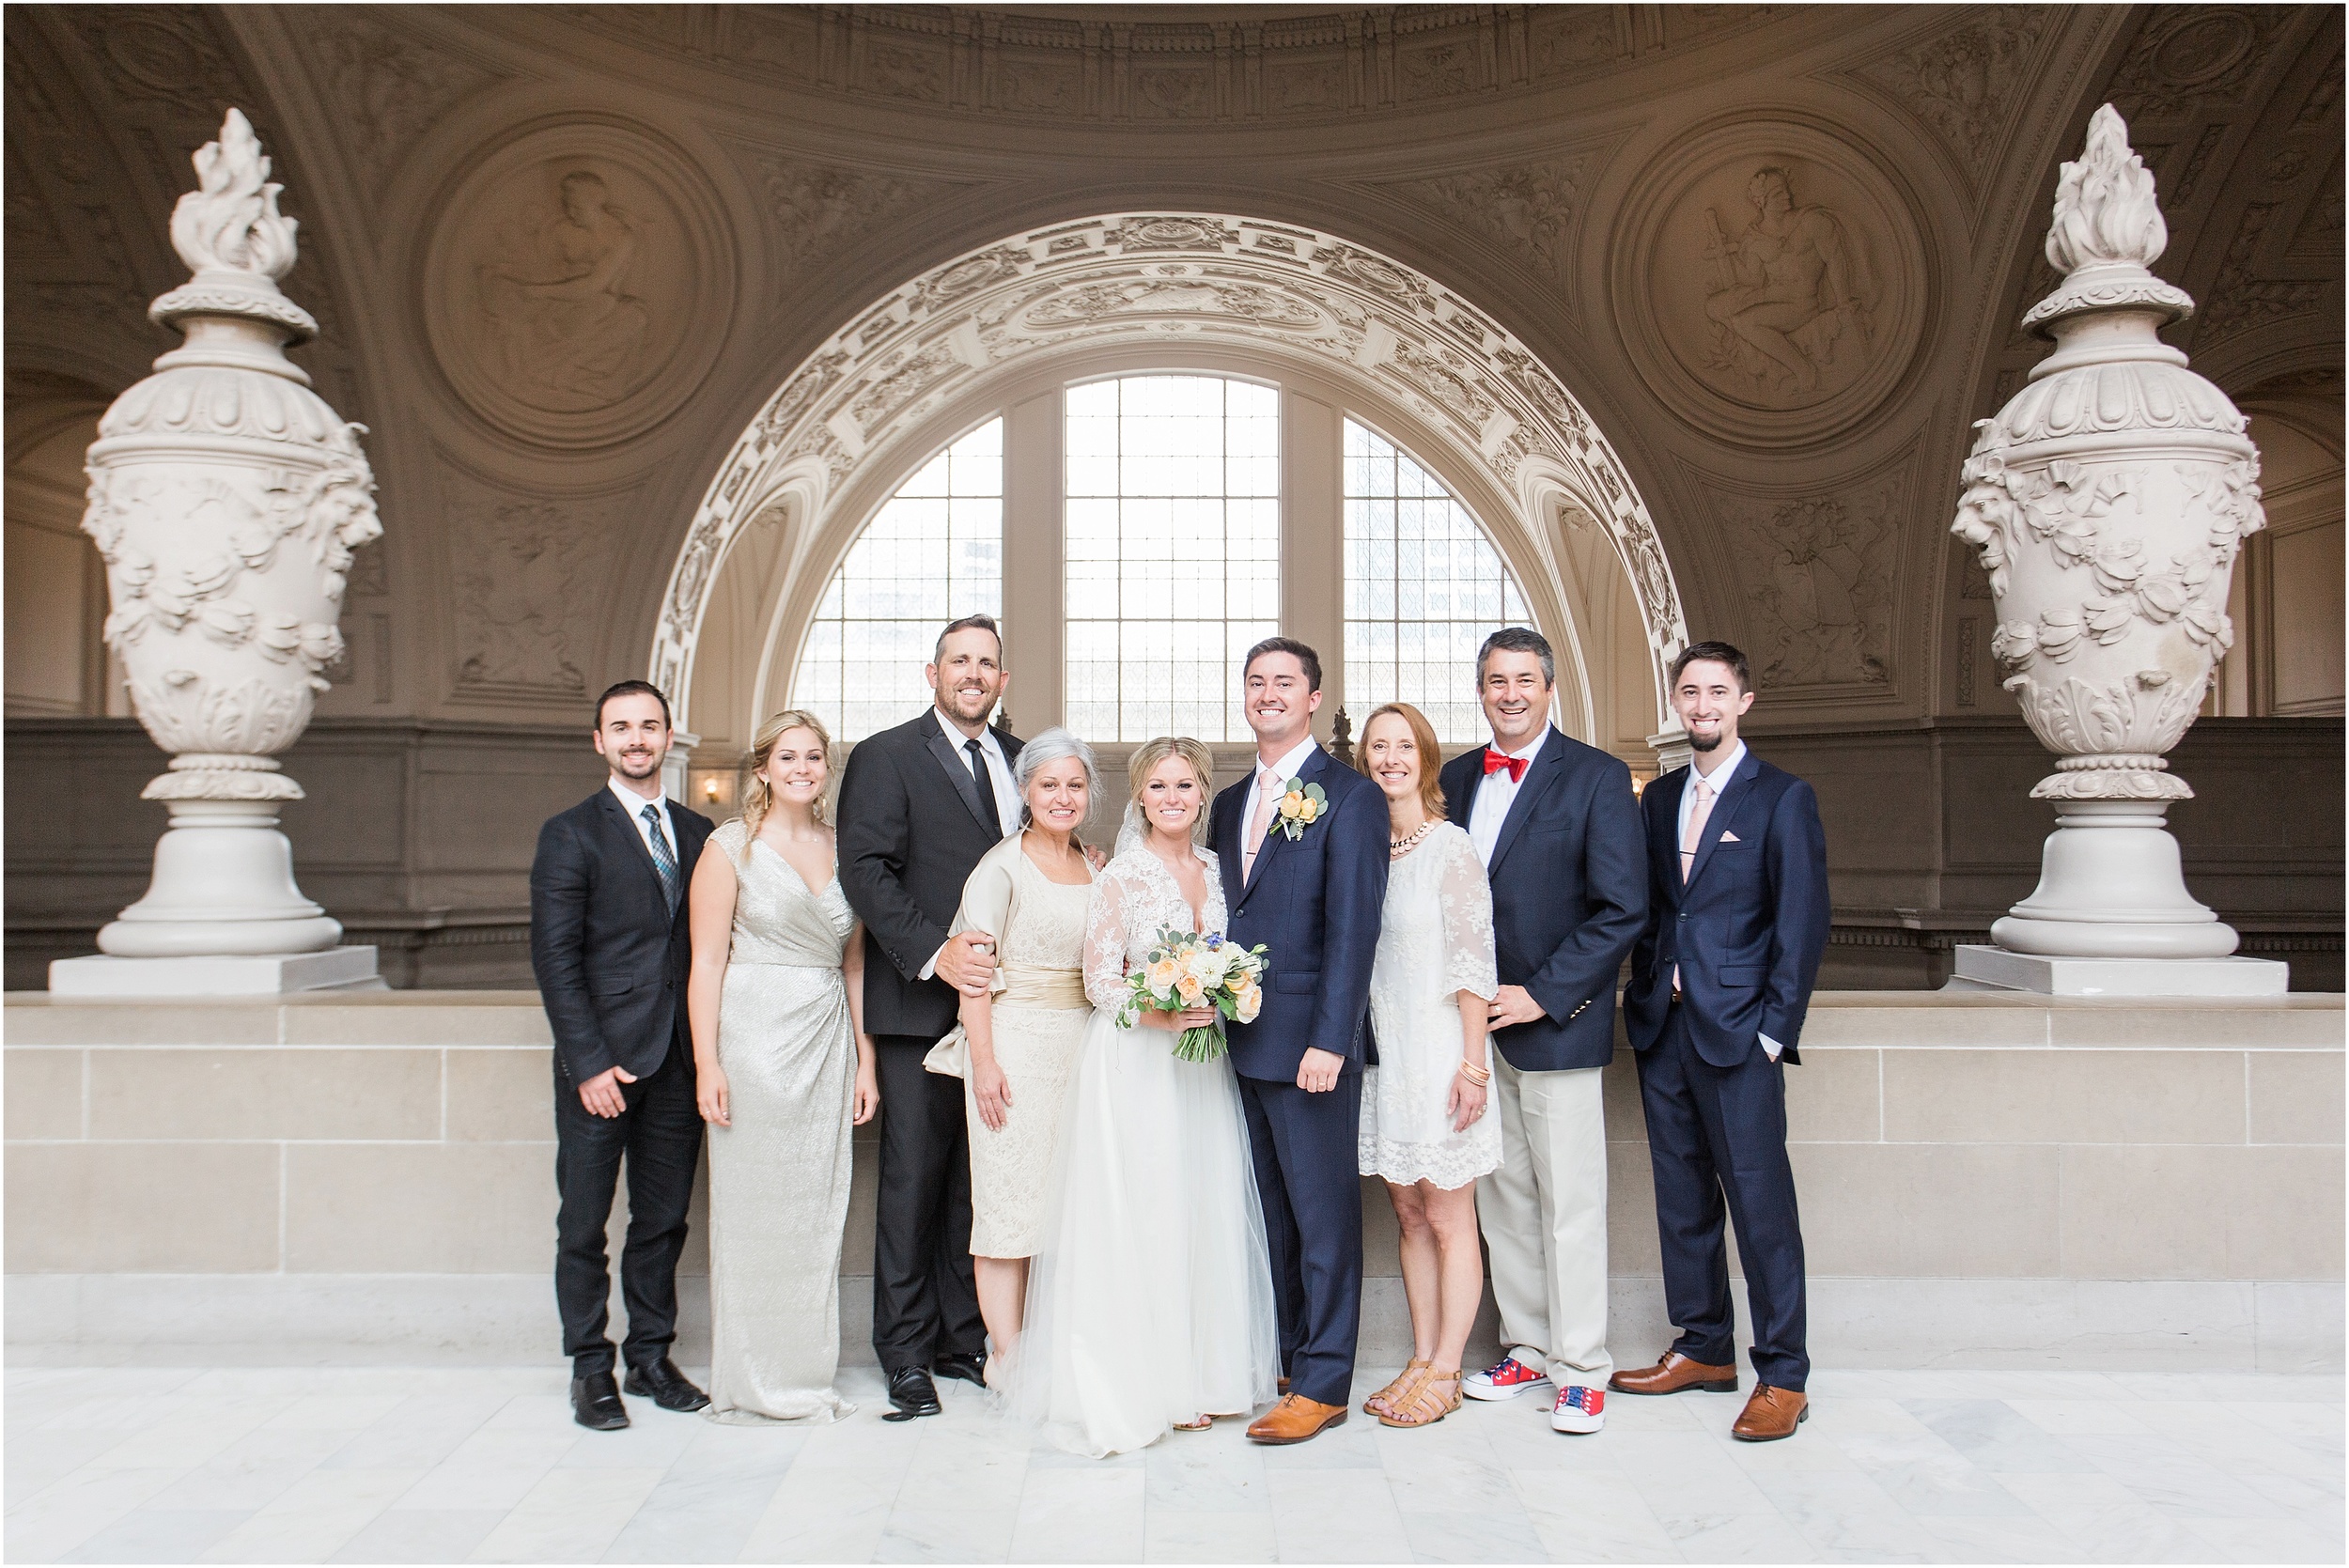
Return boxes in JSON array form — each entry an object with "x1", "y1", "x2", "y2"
[{"x1": 1483, "y1": 749, "x2": 1528, "y2": 783}]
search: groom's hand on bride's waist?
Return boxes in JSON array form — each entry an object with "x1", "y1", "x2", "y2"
[{"x1": 1297, "y1": 1048, "x2": 1345, "y2": 1094}]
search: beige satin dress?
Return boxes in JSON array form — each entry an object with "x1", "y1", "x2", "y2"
[{"x1": 703, "y1": 818, "x2": 859, "y2": 1425}]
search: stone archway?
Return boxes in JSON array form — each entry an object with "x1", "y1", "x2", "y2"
[{"x1": 653, "y1": 212, "x2": 1689, "y2": 738}]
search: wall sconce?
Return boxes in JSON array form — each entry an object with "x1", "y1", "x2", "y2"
[{"x1": 1629, "y1": 773, "x2": 1651, "y2": 797}]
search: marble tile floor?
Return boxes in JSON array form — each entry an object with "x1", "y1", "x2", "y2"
[{"x1": 5, "y1": 1365, "x2": 2340, "y2": 1565}]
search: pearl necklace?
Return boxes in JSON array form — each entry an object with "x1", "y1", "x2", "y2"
[{"x1": 1389, "y1": 821, "x2": 1436, "y2": 856}]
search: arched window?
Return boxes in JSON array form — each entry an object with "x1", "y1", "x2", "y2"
[
  {"x1": 1343, "y1": 419, "x2": 1531, "y2": 743},
  {"x1": 1065, "y1": 376, "x2": 1281, "y2": 741},
  {"x1": 789, "y1": 418, "x2": 1003, "y2": 740}
]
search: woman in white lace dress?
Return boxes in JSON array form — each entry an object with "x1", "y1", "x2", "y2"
[
  {"x1": 687, "y1": 709, "x2": 880, "y2": 1425},
  {"x1": 933, "y1": 729, "x2": 1098, "y2": 1385},
  {"x1": 1352, "y1": 702, "x2": 1500, "y2": 1429},
  {"x1": 1010, "y1": 737, "x2": 1281, "y2": 1456}
]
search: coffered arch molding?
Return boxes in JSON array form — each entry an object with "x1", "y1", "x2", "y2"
[{"x1": 654, "y1": 212, "x2": 1691, "y2": 742}]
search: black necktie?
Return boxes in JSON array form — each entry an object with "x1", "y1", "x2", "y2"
[
  {"x1": 964, "y1": 737, "x2": 1004, "y2": 837},
  {"x1": 642, "y1": 803, "x2": 681, "y2": 916}
]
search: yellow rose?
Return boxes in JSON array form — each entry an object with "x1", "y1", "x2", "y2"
[
  {"x1": 1236, "y1": 983, "x2": 1263, "y2": 1024},
  {"x1": 1299, "y1": 798, "x2": 1321, "y2": 822},
  {"x1": 1281, "y1": 790, "x2": 1305, "y2": 816},
  {"x1": 1176, "y1": 974, "x2": 1205, "y2": 1004},
  {"x1": 1146, "y1": 956, "x2": 1180, "y2": 997}
]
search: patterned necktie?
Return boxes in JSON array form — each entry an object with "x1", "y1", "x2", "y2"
[
  {"x1": 642, "y1": 803, "x2": 681, "y2": 916},
  {"x1": 1672, "y1": 777, "x2": 1713, "y2": 996},
  {"x1": 1242, "y1": 768, "x2": 1280, "y2": 878},
  {"x1": 965, "y1": 738, "x2": 1004, "y2": 837}
]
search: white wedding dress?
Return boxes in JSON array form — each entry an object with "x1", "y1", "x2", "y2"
[{"x1": 1009, "y1": 844, "x2": 1281, "y2": 1457}]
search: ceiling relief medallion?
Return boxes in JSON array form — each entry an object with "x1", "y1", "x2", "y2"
[
  {"x1": 1847, "y1": 7, "x2": 2055, "y2": 199},
  {"x1": 422, "y1": 119, "x2": 735, "y2": 450},
  {"x1": 652, "y1": 212, "x2": 1691, "y2": 721},
  {"x1": 1619, "y1": 122, "x2": 1928, "y2": 447}
]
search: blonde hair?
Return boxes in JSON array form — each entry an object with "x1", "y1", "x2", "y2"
[
  {"x1": 1127, "y1": 736, "x2": 1216, "y2": 844},
  {"x1": 740, "y1": 708, "x2": 833, "y2": 856},
  {"x1": 1358, "y1": 703, "x2": 1447, "y2": 822}
]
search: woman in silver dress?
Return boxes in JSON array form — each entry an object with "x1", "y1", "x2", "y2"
[
  {"x1": 686, "y1": 708, "x2": 880, "y2": 1424},
  {"x1": 1352, "y1": 702, "x2": 1500, "y2": 1430},
  {"x1": 932, "y1": 728, "x2": 1099, "y2": 1385}
]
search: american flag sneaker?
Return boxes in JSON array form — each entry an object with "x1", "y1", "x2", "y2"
[
  {"x1": 1551, "y1": 1385, "x2": 1606, "y2": 1434},
  {"x1": 1463, "y1": 1354, "x2": 1552, "y2": 1402}
]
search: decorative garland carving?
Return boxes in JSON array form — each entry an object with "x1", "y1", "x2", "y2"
[{"x1": 651, "y1": 212, "x2": 1688, "y2": 727}]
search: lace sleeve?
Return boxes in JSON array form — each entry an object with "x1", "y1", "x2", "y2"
[
  {"x1": 1083, "y1": 861, "x2": 1139, "y2": 1011},
  {"x1": 1438, "y1": 829, "x2": 1500, "y2": 1002}
]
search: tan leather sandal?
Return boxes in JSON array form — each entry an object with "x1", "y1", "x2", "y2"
[
  {"x1": 1378, "y1": 1368, "x2": 1462, "y2": 1429},
  {"x1": 1364, "y1": 1358, "x2": 1432, "y2": 1417}
]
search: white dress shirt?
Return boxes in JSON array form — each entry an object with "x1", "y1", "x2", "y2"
[
  {"x1": 1672, "y1": 739, "x2": 1780, "y2": 1061},
  {"x1": 1241, "y1": 736, "x2": 1321, "y2": 869},
  {"x1": 608, "y1": 777, "x2": 677, "y2": 866},
  {"x1": 1467, "y1": 730, "x2": 1548, "y2": 868},
  {"x1": 921, "y1": 710, "x2": 1021, "y2": 981}
]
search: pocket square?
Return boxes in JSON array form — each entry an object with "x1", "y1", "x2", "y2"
[{"x1": 1719, "y1": 831, "x2": 1741, "y2": 843}]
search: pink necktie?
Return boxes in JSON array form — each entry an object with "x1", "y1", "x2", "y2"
[
  {"x1": 1242, "y1": 769, "x2": 1279, "y2": 877},
  {"x1": 1673, "y1": 777, "x2": 1714, "y2": 995}
]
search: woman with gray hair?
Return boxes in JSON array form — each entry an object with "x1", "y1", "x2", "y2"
[{"x1": 925, "y1": 726, "x2": 1099, "y2": 1384}]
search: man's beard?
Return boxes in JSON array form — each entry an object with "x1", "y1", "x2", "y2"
[
  {"x1": 614, "y1": 751, "x2": 662, "y2": 776},
  {"x1": 1688, "y1": 730, "x2": 1723, "y2": 753},
  {"x1": 941, "y1": 688, "x2": 995, "y2": 722}
]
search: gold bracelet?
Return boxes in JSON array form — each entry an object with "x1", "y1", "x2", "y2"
[{"x1": 1457, "y1": 1060, "x2": 1492, "y2": 1087}]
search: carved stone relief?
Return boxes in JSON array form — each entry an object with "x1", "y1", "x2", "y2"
[
  {"x1": 2196, "y1": 202, "x2": 2331, "y2": 348},
  {"x1": 443, "y1": 474, "x2": 620, "y2": 703},
  {"x1": 738, "y1": 146, "x2": 969, "y2": 287},
  {"x1": 1850, "y1": 7, "x2": 2054, "y2": 197},
  {"x1": 2107, "y1": 8, "x2": 2294, "y2": 123},
  {"x1": 422, "y1": 119, "x2": 735, "y2": 449},
  {"x1": 1365, "y1": 142, "x2": 1616, "y2": 296},
  {"x1": 301, "y1": 13, "x2": 498, "y2": 190},
  {"x1": 1701, "y1": 470, "x2": 1905, "y2": 692},
  {"x1": 1620, "y1": 123, "x2": 1927, "y2": 445}
]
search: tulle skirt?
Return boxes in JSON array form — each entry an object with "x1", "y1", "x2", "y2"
[{"x1": 1008, "y1": 1005, "x2": 1281, "y2": 1457}]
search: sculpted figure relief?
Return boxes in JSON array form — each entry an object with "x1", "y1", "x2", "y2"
[
  {"x1": 475, "y1": 170, "x2": 654, "y2": 411},
  {"x1": 1700, "y1": 167, "x2": 1877, "y2": 400}
]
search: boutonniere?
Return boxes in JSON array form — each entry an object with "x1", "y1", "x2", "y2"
[{"x1": 1274, "y1": 779, "x2": 1328, "y2": 841}]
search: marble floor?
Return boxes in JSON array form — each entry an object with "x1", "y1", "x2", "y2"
[{"x1": 4, "y1": 1364, "x2": 2341, "y2": 1564}]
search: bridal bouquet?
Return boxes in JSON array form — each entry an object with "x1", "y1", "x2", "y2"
[{"x1": 1116, "y1": 927, "x2": 1269, "y2": 1063}]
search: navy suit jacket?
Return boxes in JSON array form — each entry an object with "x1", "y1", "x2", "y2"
[
  {"x1": 1439, "y1": 728, "x2": 1648, "y2": 1073},
  {"x1": 1625, "y1": 750, "x2": 1829, "y2": 1069},
  {"x1": 530, "y1": 789, "x2": 716, "y2": 1085},
  {"x1": 1210, "y1": 745, "x2": 1389, "y2": 1083}
]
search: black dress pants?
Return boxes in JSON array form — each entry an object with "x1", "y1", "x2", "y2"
[
  {"x1": 870, "y1": 1033, "x2": 984, "y2": 1373},
  {"x1": 1635, "y1": 1002, "x2": 1810, "y2": 1390},
  {"x1": 553, "y1": 1030, "x2": 703, "y2": 1376}
]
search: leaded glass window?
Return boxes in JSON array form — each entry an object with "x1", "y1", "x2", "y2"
[
  {"x1": 1344, "y1": 419, "x2": 1531, "y2": 743},
  {"x1": 789, "y1": 419, "x2": 1003, "y2": 741},
  {"x1": 1064, "y1": 376, "x2": 1280, "y2": 741}
]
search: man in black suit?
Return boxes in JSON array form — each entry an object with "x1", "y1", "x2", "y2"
[
  {"x1": 836, "y1": 614, "x2": 1022, "y2": 1418},
  {"x1": 1439, "y1": 628, "x2": 1646, "y2": 1436},
  {"x1": 530, "y1": 679, "x2": 717, "y2": 1432},
  {"x1": 1612, "y1": 641, "x2": 1830, "y2": 1443}
]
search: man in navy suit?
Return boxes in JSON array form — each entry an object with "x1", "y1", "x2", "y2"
[
  {"x1": 531, "y1": 680, "x2": 716, "y2": 1432},
  {"x1": 1612, "y1": 641, "x2": 1829, "y2": 1442},
  {"x1": 1210, "y1": 638, "x2": 1388, "y2": 1445},
  {"x1": 1439, "y1": 629, "x2": 1646, "y2": 1436}
]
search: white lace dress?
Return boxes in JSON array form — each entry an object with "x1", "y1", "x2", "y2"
[
  {"x1": 1008, "y1": 846, "x2": 1281, "y2": 1457},
  {"x1": 1359, "y1": 821, "x2": 1502, "y2": 1189}
]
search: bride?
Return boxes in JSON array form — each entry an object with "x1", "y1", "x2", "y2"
[{"x1": 1010, "y1": 737, "x2": 1280, "y2": 1456}]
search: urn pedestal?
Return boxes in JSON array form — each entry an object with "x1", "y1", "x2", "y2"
[
  {"x1": 50, "y1": 111, "x2": 383, "y2": 997},
  {"x1": 1947, "y1": 106, "x2": 2285, "y2": 997}
]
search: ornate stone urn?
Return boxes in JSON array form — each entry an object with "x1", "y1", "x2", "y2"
[
  {"x1": 1951, "y1": 105, "x2": 2272, "y2": 978},
  {"x1": 77, "y1": 110, "x2": 380, "y2": 967}
]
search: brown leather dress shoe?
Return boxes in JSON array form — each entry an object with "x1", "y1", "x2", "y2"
[
  {"x1": 1608, "y1": 1351, "x2": 1739, "y2": 1396},
  {"x1": 1731, "y1": 1385, "x2": 1808, "y2": 1441},
  {"x1": 1247, "y1": 1393, "x2": 1346, "y2": 1445}
]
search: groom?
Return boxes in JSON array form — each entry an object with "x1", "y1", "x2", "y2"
[{"x1": 1211, "y1": 638, "x2": 1388, "y2": 1444}]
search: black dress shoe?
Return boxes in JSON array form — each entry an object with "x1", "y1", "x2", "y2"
[
  {"x1": 933, "y1": 1351, "x2": 987, "y2": 1389},
  {"x1": 572, "y1": 1371, "x2": 629, "y2": 1431},
  {"x1": 623, "y1": 1356, "x2": 711, "y2": 1413},
  {"x1": 888, "y1": 1364, "x2": 942, "y2": 1417}
]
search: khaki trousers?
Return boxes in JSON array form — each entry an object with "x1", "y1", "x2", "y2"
[{"x1": 1476, "y1": 1056, "x2": 1611, "y2": 1386}]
